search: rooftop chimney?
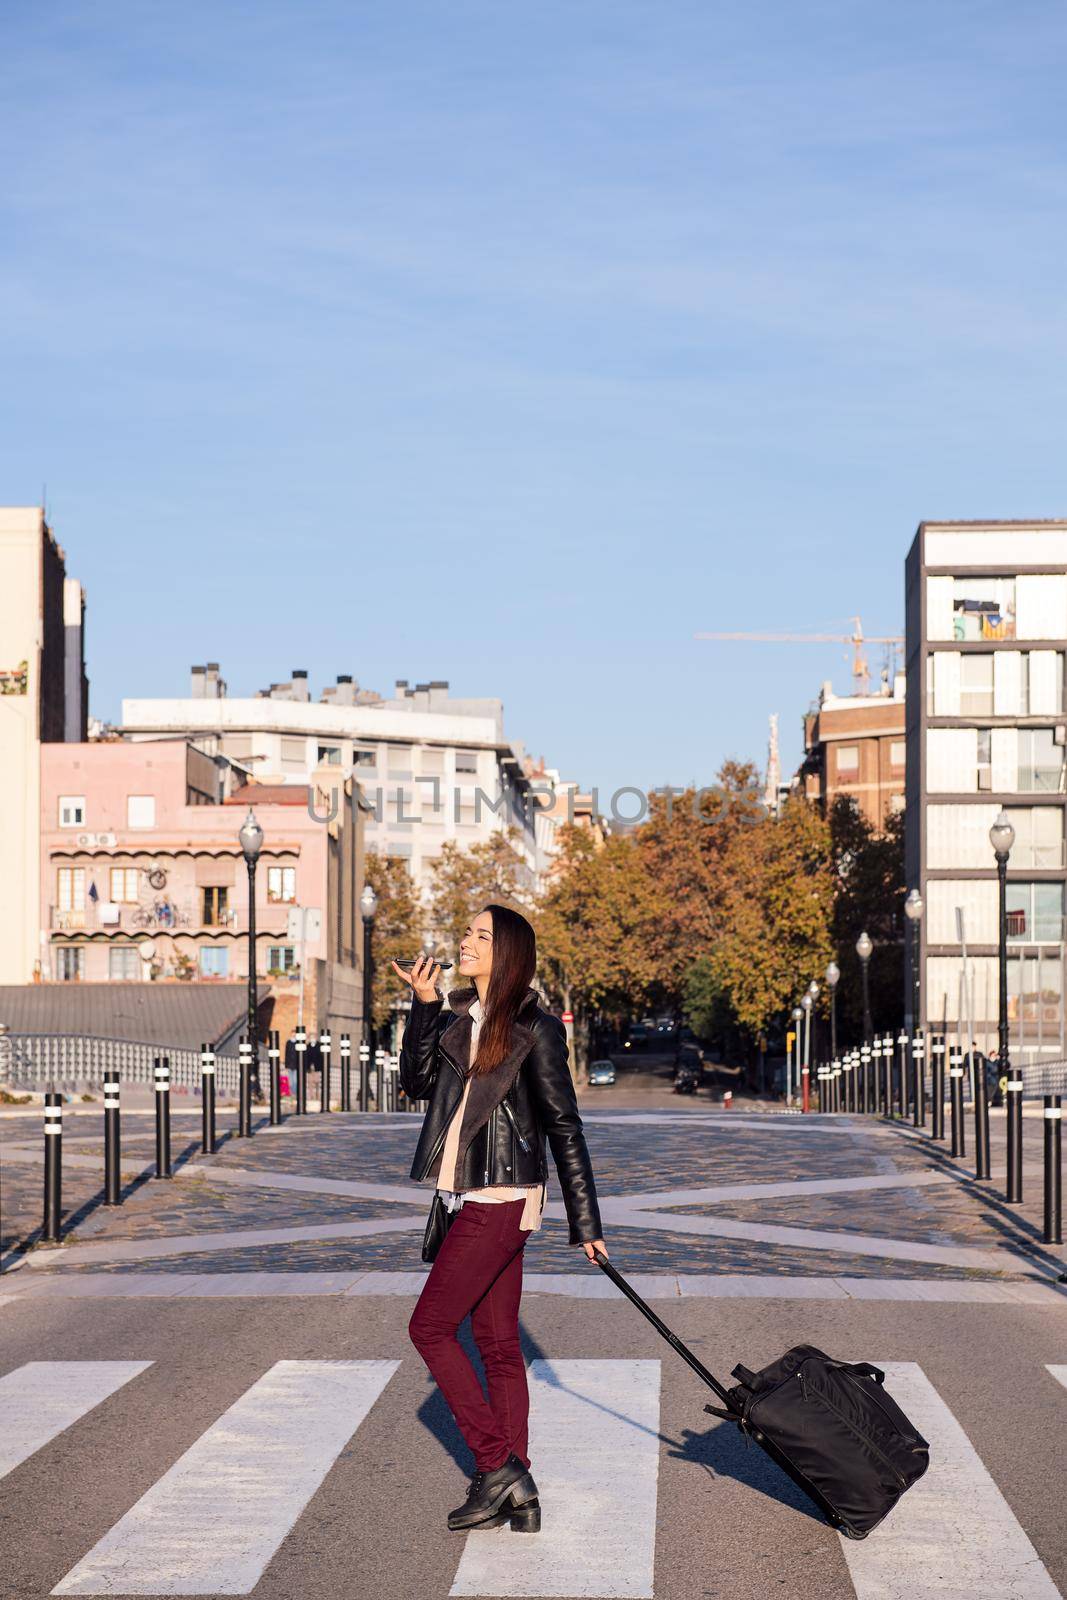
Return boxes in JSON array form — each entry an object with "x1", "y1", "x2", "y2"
[{"x1": 291, "y1": 670, "x2": 310, "y2": 703}]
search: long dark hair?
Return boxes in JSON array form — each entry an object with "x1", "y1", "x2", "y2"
[{"x1": 469, "y1": 903, "x2": 537, "y2": 1076}]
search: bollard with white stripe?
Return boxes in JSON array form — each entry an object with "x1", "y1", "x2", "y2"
[
  {"x1": 860, "y1": 1042, "x2": 872, "y2": 1113},
  {"x1": 340, "y1": 1033, "x2": 351, "y2": 1112},
  {"x1": 911, "y1": 1032, "x2": 925, "y2": 1128},
  {"x1": 103, "y1": 1075, "x2": 121, "y2": 1206},
  {"x1": 358, "y1": 1040, "x2": 370, "y2": 1113},
  {"x1": 42, "y1": 1092, "x2": 63, "y2": 1242},
  {"x1": 972, "y1": 1043, "x2": 991, "y2": 1181},
  {"x1": 842, "y1": 1052, "x2": 854, "y2": 1113},
  {"x1": 1044, "y1": 1095, "x2": 1062, "y2": 1245},
  {"x1": 949, "y1": 1046, "x2": 966, "y2": 1159},
  {"x1": 1005, "y1": 1068, "x2": 1023, "y2": 1204},
  {"x1": 295, "y1": 1026, "x2": 307, "y2": 1115},
  {"x1": 883, "y1": 1034, "x2": 895, "y2": 1117},
  {"x1": 931, "y1": 1035, "x2": 946, "y2": 1140},
  {"x1": 238, "y1": 1037, "x2": 252, "y2": 1137},
  {"x1": 268, "y1": 1030, "x2": 281, "y2": 1125},
  {"x1": 319, "y1": 1030, "x2": 332, "y2": 1113},
  {"x1": 153, "y1": 1057, "x2": 172, "y2": 1179},
  {"x1": 200, "y1": 1044, "x2": 217, "y2": 1154},
  {"x1": 375, "y1": 1046, "x2": 386, "y2": 1111},
  {"x1": 896, "y1": 1031, "x2": 909, "y2": 1119}
]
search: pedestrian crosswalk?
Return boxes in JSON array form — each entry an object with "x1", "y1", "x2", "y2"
[{"x1": 0, "y1": 1357, "x2": 1062, "y2": 1597}]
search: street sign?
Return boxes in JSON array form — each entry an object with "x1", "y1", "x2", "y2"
[
  {"x1": 287, "y1": 907, "x2": 322, "y2": 943},
  {"x1": 562, "y1": 1011, "x2": 574, "y2": 1024}
]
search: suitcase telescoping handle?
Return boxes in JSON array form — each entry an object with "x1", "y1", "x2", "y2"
[{"x1": 592, "y1": 1248, "x2": 739, "y2": 1414}]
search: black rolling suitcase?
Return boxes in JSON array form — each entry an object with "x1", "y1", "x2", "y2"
[{"x1": 593, "y1": 1250, "x2": 929, "y2": 1539}]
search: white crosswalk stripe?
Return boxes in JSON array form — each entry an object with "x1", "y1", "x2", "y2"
[
  {"x1": 838, "y1": 1362, "x2": 1061, "y2": 1599},
  {"x1": 4, "y1": 1355, "x2": 1060, "y2": 1597},
  {"x1": 450, "y1": 1359, "x2": 661, "y2": 1599},
  {"x1": 51, "y1": 1359, "x2": 400, "y2": 1595},
  {"x1": 0, "y1": 1361, "x2": 153, "y2": 1481}
]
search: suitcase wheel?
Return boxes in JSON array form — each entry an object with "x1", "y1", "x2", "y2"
[{"x1": 840, "y1": 1526, "x2": 869, "y2": 1541}]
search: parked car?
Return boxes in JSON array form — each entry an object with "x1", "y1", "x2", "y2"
[
  {"x1": 587, "y1": 1059, "x2": 617, "y2": 1086},
  {"x1": 625, "y1": 1025, "x2": 648, "y2": 1050}
]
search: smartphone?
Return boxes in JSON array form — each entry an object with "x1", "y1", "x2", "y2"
[{"x1": 394, "y1": 957, "x2": 453, "y2": 971}]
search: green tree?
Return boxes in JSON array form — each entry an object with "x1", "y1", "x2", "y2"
[
  {"x1": 365, "y1": 851, "x2": 423, "y2": 1031},
  {"x1": 427, "y1": 827, "x2": 534, "y2": 957},
  {"x1": 828, "y1": 797, "x2": 905, "y2": 1042}
]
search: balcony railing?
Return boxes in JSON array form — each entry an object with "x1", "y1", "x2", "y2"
[{"x1": 49, "y1": 903, "x2": 293, "y2": 935}]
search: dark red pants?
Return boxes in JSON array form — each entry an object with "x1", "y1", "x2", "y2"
[{"x1": 408, "y1": 1198, "x2": 531, "y2": 1472}]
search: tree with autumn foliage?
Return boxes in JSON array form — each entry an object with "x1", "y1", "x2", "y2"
[
  {"x1": 364, "y1": 851, "x2": 423, "y2": 1032},
  {"x1": 828, "y1": 796, "x2": 905, "y2": 1040},
  {"x1": 427, "y1": 827, "x2": 534, "y2": 956}
]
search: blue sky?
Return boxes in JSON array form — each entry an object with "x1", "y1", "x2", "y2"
[{"x1": 4, "y1": 1, "x2": 1066, "y2": 798}]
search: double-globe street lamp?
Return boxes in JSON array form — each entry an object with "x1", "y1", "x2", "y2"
[
  {"x1": 238, "y1": 807, "x2": 265, "y2": 1127},
  {"x1": 360, "y1": 884, "x2": 378, "y2": 1113},
  {"x1": 990, "y1": 810, "x2": 1017, "y2": 1197}
]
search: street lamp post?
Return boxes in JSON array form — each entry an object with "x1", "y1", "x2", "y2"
[
  {"x1": 790, "y1": 1005, "x2": 802, "y2": 1106},
  {"x1": 238, "y1": 808, "x2": 264, "y2": 1134},
  {"x1": 856, "y1": 930, "x2": 873, "y2": 1045},
  {"x1": 801, "y1": 993, "x2": 813, "y2": 1113},
  {"x1": 360, "y1": 884, "x2": 378, "y2": 1113},
  {"x1": 904, "y1": 888, "x2": 924, "y2": 1136},
  {"x1": 825, "y1": 960, "x2": 840, "y2": 1065},
  {"x1": 990, "y1": 810, "x2": 1018, "y2": 1198}
]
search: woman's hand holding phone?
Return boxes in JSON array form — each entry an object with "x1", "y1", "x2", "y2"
[{"x1": 391, "y1": 953, "x2": 443, "y2": 1003}]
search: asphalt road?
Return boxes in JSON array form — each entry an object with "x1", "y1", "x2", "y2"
[{"x1": 2, "y1": 1085, "x2": 1065, "y2": 1600}]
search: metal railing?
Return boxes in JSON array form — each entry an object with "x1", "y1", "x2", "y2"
[{"x1": 0, "y1": 1034, "x2": 242, "y2": 1095}]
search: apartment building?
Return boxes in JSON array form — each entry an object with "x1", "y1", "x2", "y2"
[
  {"x1": 905, "y1": 521, "x2": 1067, "y2": 1059},
  {"x1": 121, "y1": 668, "x2": 561, "y2": 893},
  {"x1": 798, "y1": 675, "x2": 907, "y2": 832},
  {"x1": 0, "y1": 508, "x2": 87, "y2": 983},
  {"x1": 39, "y1": 739, "x2": 369, "y2": 1040}
]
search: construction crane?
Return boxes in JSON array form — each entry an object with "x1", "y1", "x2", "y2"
[{"x1": 694, "y1": 615, "x2": 903, "y2": 696}]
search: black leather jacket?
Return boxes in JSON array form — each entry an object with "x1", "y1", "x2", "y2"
[{"x1": 400, "y1": 986, "x2": 603, "y2": 1246}]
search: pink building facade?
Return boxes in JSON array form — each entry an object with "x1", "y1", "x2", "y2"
[{"x1": 39, "y1": 742, "x2": 366, "y2": 1037}]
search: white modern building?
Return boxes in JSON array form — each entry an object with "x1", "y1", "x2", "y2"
[
  {"x1": 122, "y1": 669, "x2": 566, "y2": 894},
  {"x1": 905, "y1": 521, "x2": 1067, "y2": 1060}
]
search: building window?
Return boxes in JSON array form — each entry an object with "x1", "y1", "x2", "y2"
[
  {"x1": 57, "y1": 867, "x2": 86, "y2": 912},
  {"x1": 281, "y1": 737, "x2": 306, "y2": 765},
  {"x1": 127, "y1": 795, "x2": 156, "y2": 829},
  {"x1": 455, "y1": 749, "x2": 479, "y2": 775},
  {"x1": 58, "y1": 796, "x2": 85, "y2": 828},
  {"x1": 109, "y1": 867, "x2": 139, "y2": 903},
  {"x1": 56, "y1": 946, "x2": 85, "y2": 981},
  {"x1": 420, "y1": 747, "x2": 445, "y2": 775},
  {"x1": 1003, "y1": 807, "x2": 1064, "y2": 870},
  {"x1": 202, "y1": 886, "x2": 230, "y2": 926},
  {"x1": 387, "y1": 744, "x2": 412, "y2": 775},
  {"x1": 353, "y1": 746, "x2": 376, "y2": 767},
  {"x1": 267, "y1": 865, "x2": 296, "y2": 902},
  {"x1": 108, "y1": 946, "x2": 140, "y2": 980},
  {"x1": 386, "y1": 840, "x2": 413, "y2": 859},
  {"x1": 977, "y1": 729, "x2": 992, "y2": 791},
  {"x1": 317, "y1": 744, "x2": 341, "y2": 765},
  {"x1": 1006, "y1": 882, "x2": 1065, "y2": 944},
  {"x1": 199, "y1": 946, "x2": 230, "y2": 977},
  {"x1": 1018, "y1": 729, "x2": 1066, "y2": 793},
  {"x1": 952, "y1": 577, "x2": 1016, "y2": 641},
  {"x1": 267, "y1": 945, "x2": 297, "y2": 973},
  {"x1": 836, "y1": 746, "x2": 859, "y2": 779},
  {"x1": 889, "y1": 741, "x2": 906, "y2": 770},
  {"x1": 960, "y1": 654, "x2": 995, "y2": 716}
]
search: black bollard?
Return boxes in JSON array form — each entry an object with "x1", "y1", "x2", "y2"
[
  {"x1": 340, "y1": 1034, "x2": 351, "y2": 1111},
  {"x1": 912, "y1": 1033, "x2": 925, "y2": 1129},
  {"x1": 154, "y1": 1057, "x2": 172, "y2": 1178},
  {"x1": 842, "y1": 1053, "x2": 854, "y2": 1112},
  {"x1": 1043, "y1": 1096, "x2": 1062, "y2": 1245},
  {"x1": 359, "y1": 1041, "x2": 370, "y2": 1112},
  {"x1": 972, "y1": 1045, "x2": 991, "y2": 1181},
  {"x1": 238, "y1": 1037, "x2": 252, "y2": 1137},
  {"x1": 201, "y1": 1044, "x2": 217, "y2": 1154},
  {"x1": 949, "y1": 1047, "x2": 965, "y2": 1158},
  {"x1": 860, "y1": 1043, "x2": 872, "y2": 1112},
  {"x1": 104, "y1": 1074, "x2": 121, "y2": 1205},
  {"x1": 375, "y1": 1047, "x2": 386, "y2": 1111},
  {"x1": 319, "y1": 1030, "x2": 332, "y2": 1112},
  {"x1": 295, "y1": 1026, "x2": 307, "y2": 1115},
  {"x1": 268, "y1": 1030, "x2": 281, "y2": 1125},
  {"x1": 832, "y1": 1060, "x2": 842, "y2": 1112},
  {"x1": 931, "y1": 1037, "x2": 945, "y2": 1141},
  {"x1": 1005, "y1": 1069, "x2": 1023, "y2": 1203},
  {"x1": 896, "y1": 1032, "x2": 909, "y2": 1119},
  {"x1": 43, "y1": 1091, "x2": 63, "y2": 1242}
]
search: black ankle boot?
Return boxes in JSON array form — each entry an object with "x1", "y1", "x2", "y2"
[
  {"x1": 475, "y1": 1489, "x2": 542, "y2": 1533},
  {"x1": 447, "y1": 1454, "x2": 539, "y2": 1531}
]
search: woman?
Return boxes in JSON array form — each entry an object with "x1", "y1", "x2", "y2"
[{"x1": 395, "y1": 903, "x2": 608, "y2": 1536}]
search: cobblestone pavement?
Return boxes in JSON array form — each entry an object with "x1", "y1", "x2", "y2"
[{"x1": 3, "y1": 1095, "x2": 1062, "y2": 1288}]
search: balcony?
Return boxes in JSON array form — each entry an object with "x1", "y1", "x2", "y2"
[{"x1": 50, "y1": 902, "x2": 293, "y2": 935}]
